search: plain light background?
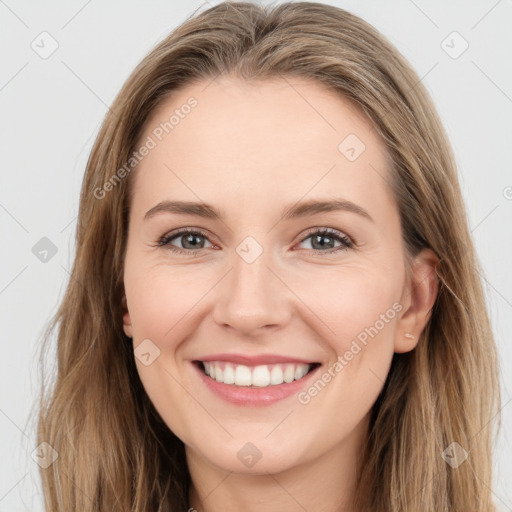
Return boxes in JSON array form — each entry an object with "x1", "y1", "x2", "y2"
[{"x1": 1, "y1": 0, "x2": 511, "y2": 510}]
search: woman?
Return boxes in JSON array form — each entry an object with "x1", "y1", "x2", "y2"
[{"x1": 36, "y1": 2, "x2": 501, "y2": 510}]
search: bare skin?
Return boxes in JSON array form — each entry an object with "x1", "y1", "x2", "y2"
[{"x1": 121, "y1": 75, "x2": 438, "y2": 511}]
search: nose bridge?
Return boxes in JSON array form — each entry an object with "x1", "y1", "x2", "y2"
[{"x1": 212, "y1": 236, "x2": 290, "y2": 333}]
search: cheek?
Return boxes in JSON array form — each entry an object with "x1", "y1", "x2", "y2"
[
  {"x1": 291, "y1": 265, "x2": 402, "y2": 429},
  {"x1": 293, "y1": 264, "x2": 403, "y2": 348},
  {"x1": 124, "y1": 264, "x2": 211, "y2": 441},
  {"x1": 124, "y1": 262, "x2": 212, "y2": 341},
  {"x1": 292, "y1": 265, "x2": 402, "y2": 412}
]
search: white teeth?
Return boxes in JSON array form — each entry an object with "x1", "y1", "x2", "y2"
[
  {"x1": 252, "y1": 365, "x2": 270, "y2": 387},
  {"x1": 270, "y1": 365, "x2": 283, "y2": 385},
  {"x1": 283, "y1": 364, "x2": 295, "y2": 383},
  {"x1": 295, "y1": 365, "x2": 308, "y2": 380},
  {"x1": 234, "y1": 365, "x2": 252, "y2": 386},
  {"x1": 223, "y1": 364, "x2": 235, "y2": 384},
  {"x1": 200, "y1": 361, "x2": 314, "y2": 387}
]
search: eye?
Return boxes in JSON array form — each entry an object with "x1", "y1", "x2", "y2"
[
  {"x1": 156, "y1": 228, "x2": 214, "y2": 256},
  {"x1": 155, "y1": 227, "x2": 354, "y2": 256},
  {"x1": 296, "y1": 228, "x2": 353, "y2": 254}
]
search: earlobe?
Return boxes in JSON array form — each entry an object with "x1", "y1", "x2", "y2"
[
  {"x1": 121, "y1": 294, "x2": 133, "y2": 339},
  {"x1": 394, "y1": 248, "x2": 439, "y2": 353}
]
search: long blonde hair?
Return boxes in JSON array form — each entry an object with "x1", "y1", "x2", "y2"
[{"x1": 35, "y1": 2, "x2": 501, "y2": 510}]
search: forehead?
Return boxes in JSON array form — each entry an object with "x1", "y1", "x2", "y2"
[{"x1": 130, "y1": 75, "x2": 394, "y2": 219}]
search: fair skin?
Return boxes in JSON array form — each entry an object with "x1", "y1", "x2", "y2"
[{"x1": 122, "y1": 76, "x2": 438, "y2": 511}]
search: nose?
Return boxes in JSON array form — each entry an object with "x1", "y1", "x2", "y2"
[{"x1": 212, "y1": 246, "x2": 292, "y2": 336}]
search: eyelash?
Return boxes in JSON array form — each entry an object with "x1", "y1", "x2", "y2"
[{"x1": 154, "y1": 227, "x2": 355, "y2": 256}]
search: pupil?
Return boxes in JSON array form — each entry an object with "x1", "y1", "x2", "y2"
[
  {"x1": 313, "y1": 234, "x2": 333, "y2": 250},
  {"x1": 183, "y1": 234, "x2": 203, "y2": 249}
]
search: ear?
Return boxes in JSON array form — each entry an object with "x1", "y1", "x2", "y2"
[
  {"x1": 395, "y1": 248, "x2": 439, "y2": 353},
  {"x1": 121, "y1": 293, "x2": 133, "y2": 338}
]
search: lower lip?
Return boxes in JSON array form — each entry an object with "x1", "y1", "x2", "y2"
[{"x1": 191, "y1": 361, "x2": 321, "y2": 407}]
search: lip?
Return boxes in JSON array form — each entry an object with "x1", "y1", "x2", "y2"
[
  {"x1": 194, "y1": 353, "x2": 317, "y2": 366},
  {"x1": 191, "y1": 360, "x2": 321, "y2": 407}
]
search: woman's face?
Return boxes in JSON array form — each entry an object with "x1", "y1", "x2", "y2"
[{"x1": 122, "y1": 76, "x2": 431, "y2": 475}]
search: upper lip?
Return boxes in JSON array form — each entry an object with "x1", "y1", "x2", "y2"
[{"x1": 193, "y1": 353, "x2": 318, "y2": 366}]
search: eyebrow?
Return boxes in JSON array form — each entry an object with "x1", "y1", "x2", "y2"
[{"x1": 144, "y1": 198, "x2": 373, "y2": 223}]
